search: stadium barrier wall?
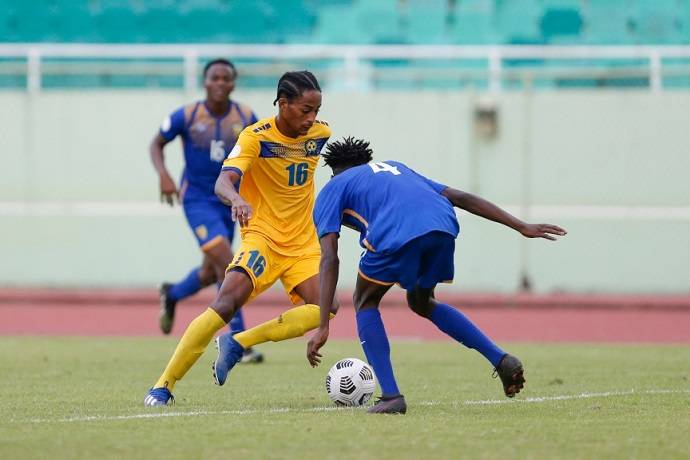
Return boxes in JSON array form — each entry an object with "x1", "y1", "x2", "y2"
[{"x1": 1, "y1": 90, "x2": 689, "y2": 293}]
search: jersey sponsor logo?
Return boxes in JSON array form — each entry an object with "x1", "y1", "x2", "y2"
[
  {"x1": 252, "y1": 123, "x2": 271, "y2": 133},
  {"x1": 210, "y1": 139, "x2": 226, "y2": 162},
  {"x1": 160, "y1": 116, "x2": 171, "y2": 132},
  {"x1": 227, "y1": 144, "x2": 241, "y2": 159},
  {"x1": 195, "y1": 225, "x2": 208, "y2": 240}
]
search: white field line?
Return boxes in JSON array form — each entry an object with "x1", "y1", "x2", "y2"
[
  {"x1": 15, "y1": 388, "x2": 689, "y2": 425},
  {"x1": 2, "y1": 202, "x2": 690, "y2": 220}
]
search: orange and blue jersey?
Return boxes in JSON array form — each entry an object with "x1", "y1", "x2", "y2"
[
  {"x1": 160, "y1": 100, "x2": 258, "y2": 249},
  {"x1": 221, "y1": 116, "x2": 331, "y2": 254},
  {"x1": 313, "y1": 161, "x2": 459, "y2": 254}
]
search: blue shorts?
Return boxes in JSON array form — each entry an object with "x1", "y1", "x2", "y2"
[
  {"x1": 359, "y1": 231, "x2": 455, "y2": 290},
  {"x1": 182, "y1": 190, "x2": 235, "y2": 250}
]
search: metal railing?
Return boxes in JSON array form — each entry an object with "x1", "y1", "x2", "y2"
[{"x1": 2, "y1": 43, "x2": 690, "y2": 92}]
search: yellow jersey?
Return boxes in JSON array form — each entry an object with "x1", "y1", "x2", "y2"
[{"x1": 221, "y1": 116, "x2": 331, "y2": 254}]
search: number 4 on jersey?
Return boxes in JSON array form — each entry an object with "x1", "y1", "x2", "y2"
[{"x1": 369, "y1": 161, "x2": 400, "y2": 175}]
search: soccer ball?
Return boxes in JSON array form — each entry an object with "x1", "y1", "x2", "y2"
[{"x1": 326, "y1": 358, "x2": 377, "y2": 406}]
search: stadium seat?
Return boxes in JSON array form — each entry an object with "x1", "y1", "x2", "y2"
[
  {"x1": 313, "y1": 5, "x2": 367, "y2": 44},
  {"x1": 494, "y1": 0, "x2": 542, "y2": 44},
  {"x1": 353, "y1": 0, "x2": 401, "y2": 44},
  {"x1": 404, "y1": 0, "x2": 449, "y2": 44},
  {"x1": 94, "y1": 7, "x2": 145, "y2": 43},
  {"x1": 627, "y1": 0, "x2": 682, "y2": 44},
  {"x1": 450, "y1": 12, "x2": 497, "y2": 44},
  {"x1": 540, "y1": 8, "x2": 584, "y2": 43},
  {"x1": 581, "y1": 3, "x2": 632, "y2": 44}
]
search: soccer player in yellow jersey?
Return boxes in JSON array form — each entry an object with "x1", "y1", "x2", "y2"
[{"x1": 145, "y1": 71, "x2": 338, "y2": 406}]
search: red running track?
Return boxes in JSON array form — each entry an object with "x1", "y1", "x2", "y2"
[{"x1": 1, "y1": 289, "x2": 688, "y2": 343}]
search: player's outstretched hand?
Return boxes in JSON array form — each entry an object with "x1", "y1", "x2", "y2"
[
  {"x1": 520, "y1": 223, "x2": 567, "y2": 241},
  {"x1": 307, "y1": 327, "x2": 329, "y2": 367},
  {"x1": 231, "y1": 197, "x2": 253, "y2": 228},
  {"x1": 159, "y1": 173, "x2": 179, "y2": 206}
]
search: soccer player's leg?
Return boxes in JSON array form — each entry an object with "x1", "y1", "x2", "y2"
[
  {"x1": 189, "y1": 198, "x2": 251, "y2": 338},
  {"x1": 159, "y1": 257, "x2": 216, "y2": 335},
  {"x1": 405, "y1": 232, "x2": 525, "y2": 398},
  {"x1": 210, "y1": 235, "x2": 281, "y2": 385},
  {"x1": 356, "y1": 251, "x2": 407, "y2": 414},
  {"x1": 144, "y1": 268, "x2": 254, "y2": 405},
  {"x1": 209, "y1": 201, "x2": 263, "y2": 363},
  {"x1": 231, "y1": 246, "x2": 336, "y2": 350}
]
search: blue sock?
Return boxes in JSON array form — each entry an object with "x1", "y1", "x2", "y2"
[
  {"x1": 229, "y1": 309, "x2": 246, "y2": 335},
  {"x1": 430, "y1": 303, "x2": 506, "y2": 367},
  {"x1": 356, "y1": 308, "x2": 400, "y2": 397},
  {"x1": 168, "y1": 267, "x2": 202, "y2": 302}
]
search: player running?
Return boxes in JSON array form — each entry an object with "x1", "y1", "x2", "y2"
[
  {"x1": 144, "y1": 71, "x2": 339, "y2": 406},
  {"x1": 149, "y1": 58, "x2": 262, "y2": 362},
  {"x1": 306, "y1": 137, "x2": 567, "y2": 414}
]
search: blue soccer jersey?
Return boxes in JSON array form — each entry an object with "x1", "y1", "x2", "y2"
[
  {"x1": 159, "y1": 100, "x2": 257, "y2": 248},
  {"x1": 160, "y1": 100, "x2": 258, "y2": 199},
  {"x1": 313, "y1": 161, "x2": 460, "y2": 254}
]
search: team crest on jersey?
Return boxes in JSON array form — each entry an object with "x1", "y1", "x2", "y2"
[
  {"x1": 191, "y1": 122, "x2": 208, "y2": 133},
  {"x1": 305, "y1": 140, "x2": 318, "y2": 155},
  {"x1": 195, "y1": 225, "x2": 208, "y2": 240},
  {"x1": 232, "y1": 123, "x2": 244, "y2": 137}
]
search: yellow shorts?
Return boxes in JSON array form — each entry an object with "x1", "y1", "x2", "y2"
[{"x1": 227, "y1": 232, "x2": 320, "y2": 305}]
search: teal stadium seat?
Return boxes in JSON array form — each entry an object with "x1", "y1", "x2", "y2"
[
  {"x1": 178, "y1": 7, "x2": 232, "y2": 43},
  {"x1": 140, "y1": 7, "x2": 183, "y2": 43},
  {"x1": 313, "y1": 5, "x2": 367, "y2": 44},
  {"x1": 354, "y1": 0, "x2": 403, "y2": 44},
  {"x1": 225, "y1": 2, "x2": 274, "y2": 43},
  {"x1": 404, "y1": 0, "x2": 449, "y2": 44},
  {"x1": 5, "y1": 2, "x2": 60, "y2": 42},
  {"x1": 494, "y1": 0, "x2": 542, "y2": 43},
  {"x1": 270, "y1": 0, "x2": 317, "y2": 44},
  {"x1": 627, "y1": 0, "x2": 682, "y2": 44},
  {"x1": 539, "y1": 8, "x2": 584, "y2": 44},
  {"x1": 682, "y1": 2, "x2": 690, "y2": 43},
  {"x1": 94, "y1": 6, "x2": 146, "y2": 43},
  {"x1": 581, "y1": 2, "x2": 632, "y2": 44},
  {"x1": 54, "y1": 3, "x2": 97, "y2": 43}
]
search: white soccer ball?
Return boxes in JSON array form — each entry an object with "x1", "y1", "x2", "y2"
[{"x1": 326, "y1": 358, "x2": 377, "y2": 406}]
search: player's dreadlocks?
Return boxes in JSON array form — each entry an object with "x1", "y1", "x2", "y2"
[
  {"x1": 273, "y1": 70, "x2": 321, "y2": 105},
  {"x1": 203, "y1": 58, "x2": 237, "y2": 78},
  {"x1": 322, "y1": 137, "x2": 374, "y2": 170}
]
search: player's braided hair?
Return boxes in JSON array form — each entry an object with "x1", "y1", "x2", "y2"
[
  {"x1": 273, "y1": 70, "x2": 321, "y2": 105},
  {"x1": 203, "y1": 58, "x2": 237, "y2": 78},
  {"x1": 322, "y1": 137, "x2": 374, "y2": 170}
]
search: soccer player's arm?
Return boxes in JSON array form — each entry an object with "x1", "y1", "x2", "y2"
[
  {"x1": 150, "y1": 107, "x2": 185, "y2": 205},
  {"x1": 215, "y1": 130, "x2": 259, "y2": 227},
  {"x1": 307, "y1": 185, "x2": 344, "y2": 367},
  {"x1": 441, "y1": 187, "x2": 567, "y2": 240}
]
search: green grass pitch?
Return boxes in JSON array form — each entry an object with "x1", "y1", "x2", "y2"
[{"x1": 1, "y1": 337, "x2": 688, "y2": 459}]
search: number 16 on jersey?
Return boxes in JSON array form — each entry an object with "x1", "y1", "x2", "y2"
[{"x1": 286, "y1": 162, "x2": 309, "y2": 186}]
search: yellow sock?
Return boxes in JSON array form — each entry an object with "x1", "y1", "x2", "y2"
[
  {"x1": 154, "y1": 308, "x2": 226, "y2": 391},
  {"x1": 234, "y1": 304, "x2": 335, "y2": 349}
]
